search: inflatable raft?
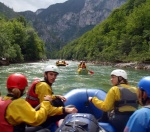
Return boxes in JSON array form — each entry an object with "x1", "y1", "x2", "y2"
[
  {"x1": 56, "y1": 61, "x2": 67, "y2": 66},
  {"x1": 64, "y1": 88, "x2": 116, "y2": 132}
]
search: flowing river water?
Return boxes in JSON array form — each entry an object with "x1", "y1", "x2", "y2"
[{"x1": 0, "y1": 59, "x2": 149, "y2": 96}]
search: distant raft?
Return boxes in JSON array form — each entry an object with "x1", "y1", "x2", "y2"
[{"x1": 56, "y1": 60, "x2": 67, "y2": 66}]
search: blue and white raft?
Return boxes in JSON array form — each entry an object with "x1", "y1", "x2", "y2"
[{"x1": 64, "y1": 88, "x2": 116, "y2": 132}]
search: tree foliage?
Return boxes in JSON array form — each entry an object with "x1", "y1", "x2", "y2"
[{"x1": 0, "y1": 16, "x2": 46, "y2": 62}]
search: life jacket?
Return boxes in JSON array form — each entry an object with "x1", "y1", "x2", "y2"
[
  {"x1": 81, "y1": 63, "x2": 86, "y2": 68},
  {"x1": 0, "y1": 97, "x2": 13, "y2": 132},
  {"x1": 26, "y1": 79, "x2": 41, "y2": 108},
  {"x1": 114, "y1": 86, "x2": 139, "y2": 112}
]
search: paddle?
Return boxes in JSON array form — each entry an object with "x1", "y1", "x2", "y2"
[{"x1": 88, "y1": 70, "x2": 94, "y2": 74}]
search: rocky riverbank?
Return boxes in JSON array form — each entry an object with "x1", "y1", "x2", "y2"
[
  {"x1": 92, "y1": 61, "x2": 150, "y2": 70},
  {"x1": 0, "y1": 59, "x2": 9, "y2": 66},
  {"x1": 113, "y1": 62, "x2": 150, "y2": 70}
]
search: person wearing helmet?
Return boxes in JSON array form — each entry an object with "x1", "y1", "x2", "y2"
[
  {"x1": 0, "y1": 73, "x2": 53, "y2": 132},
  {"x1": 88, "y1": 69, "x2": 139, "y2": 132},
  {"x1": 81, "y1": 61, "x2": 87, "y2": 69},
  {"x1": 78, "y1": 61, "x2": 83, "y2": 68},
  {"x1": 124, "y1": 76, "x2": 150, "y2": 132},
  {"x1": 26, "y1": 65, "x2": 78, "y2": 130}
]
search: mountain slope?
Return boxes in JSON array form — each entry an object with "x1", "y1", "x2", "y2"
[
  {"x1": 0, "y1": 2, "x2": 18, "y2": 18},
  {"x1": 20, "y1": 0, "x2": 127, "y2": 58},
  {"x1": 0, "y1": 0, "x2": 127, "y2": 58},
  {"x1": 59, "y1": 0, "x2": 150, "y2": 63}
]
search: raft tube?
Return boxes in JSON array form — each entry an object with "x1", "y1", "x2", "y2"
[
  {"x1": 64, "y1": 88, "x2": 106, "y2": 119},
  {"x1": 64, "y1": 88, "x2": 116, "y2": 132}
]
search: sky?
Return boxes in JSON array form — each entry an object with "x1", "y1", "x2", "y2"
[{"x1": 0, "y1": 0, "x2": 68, "y2": 12}]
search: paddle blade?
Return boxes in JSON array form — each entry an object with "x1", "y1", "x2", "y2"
[{"x1": 88, "y1": 70, "x2": 94, "y2": 74}]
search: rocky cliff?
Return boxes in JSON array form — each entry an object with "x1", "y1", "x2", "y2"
[{"x1": 20, "y1": 0, "x2": 127, "y2": 52}]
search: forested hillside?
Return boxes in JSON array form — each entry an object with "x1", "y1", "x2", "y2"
[
  {"x1": 0, "y1": 15, "x2": 46, "y2": 63},
  {"x1": 59, "y1": 0, "x2": 150, "y2": 63}
]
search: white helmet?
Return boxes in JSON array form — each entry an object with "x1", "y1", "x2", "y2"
[
  {"x1": 44, "y1": 65, "x2": 59, "y2": 74},
  {"x1": 111, "y1": 69, "x2": 127, "y2": 79}
]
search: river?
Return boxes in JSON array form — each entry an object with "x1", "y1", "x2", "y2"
[{"x1": 0, "y1": 59, "x2": 149, "y2": 96}]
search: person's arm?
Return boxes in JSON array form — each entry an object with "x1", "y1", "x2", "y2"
[
  {"x1": 89, "y1": 86, "x2": 120, "y2": 112},
  {"x1": 55, "y1": 95, "x2": 66, "y2": 102},
  {"x1": 64, "y1": 107, "x2": 78, "y2": 113},
  {"x1": 35, "y1": 82, "x2": 54, "y2": 102},
  {"x1": 35, "y1": 82, "x2": 66, "y2": 116}
]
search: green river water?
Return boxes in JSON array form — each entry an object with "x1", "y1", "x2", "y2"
[{"x1": 0, "y1": 59, "x2": 149, "y2": 96}]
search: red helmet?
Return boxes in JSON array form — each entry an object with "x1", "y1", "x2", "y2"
[{"x1": 7, "y1": 73, "x2": 28, "y2": 90}]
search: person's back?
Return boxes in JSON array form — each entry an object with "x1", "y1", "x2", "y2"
[
  {"x1": 89, "y1": 69, "x2": 139, "y2": 132},
  {"x1": 124, "y1": 76, "x2": 150, "y2": 132},
  {"x1": 2, "y1": 97, "x2": 51, "y2": 132},
  {"x1": 108, "y1": 84, "x2": 138, "y2": 132},
  {"x1": 124, "y1": 107, "x2": 150, "y2": 132}
]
